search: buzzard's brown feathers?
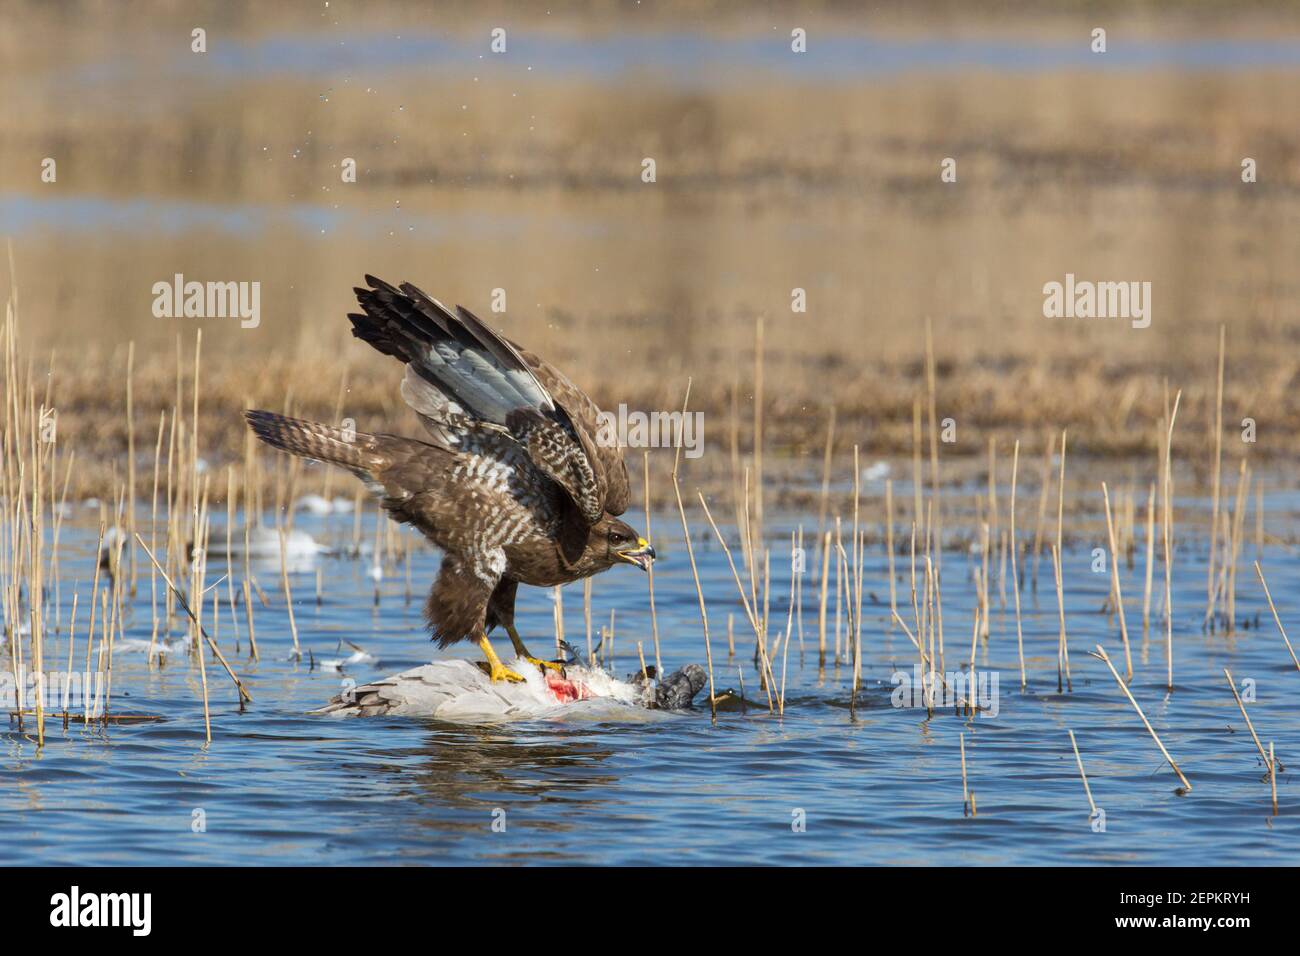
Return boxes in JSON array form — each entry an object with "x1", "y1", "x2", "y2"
[
  {"x1": 348, "y1": 275, "x2": 628, "y2": 525},
  {"x1": 246, "y1": 276, "x2": 644, "y2": 651}
]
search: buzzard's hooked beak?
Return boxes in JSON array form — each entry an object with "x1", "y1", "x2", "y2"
[{"x1": 616, "y1": 537, "x2": 656, "y2": 572}]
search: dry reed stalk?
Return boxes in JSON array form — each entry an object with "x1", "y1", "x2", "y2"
[
  {"x1": 50, "y1": 445, "x2": 75, "y2": 638},
  {"x1": 934, "y1": 542, "x2": 946, "y2": 677},
  {"x1": 1255, "y1": 483, "x2": 1264, "y2": 556},
  {"x1": 837, "y1": 537, "x2": 854, "y2": 671},
  {"x1": 82, "y1": 523, "x2": 106, "y2": 725},
  {"x1": 1054, "y1": 427, "x2": 1067, "y2": 567},
  {"x1": 1206, "y1": 325, "x2": 1225, "y2": 626},
  {"x1": 727, "y1": 613, "x2": 735, "y2": 658},
  {"x1": 1010, "y1": 440, "x2": 1024, "y2": 689},
  {"x1": 1162, "y1": 391, "x2": 1182, "y2": 691},
  {"x1": 242, "y1": 578, "x2": 258, "y2": 661},
  {"x1": 552, "y1": 584, "x2": 565, "y2": 656},
  {"x1": 1051, "y1": 543, "x2": 1071, "y2": 692},
  {"x1": 607, "y1": 609, "x2": 616, "y2": 668},
  {"x1": 192, "y1": 491, "x2": 212, "y2": 741},
  {"x1": 1224, "y1": 667, "x2": 1275, "y2": 772},
  {"x1": 752, "y1": 317, "x2": 764, "y2": 551},
  {"x1": 147, "y1": 411, "x2": 165, "y2": 656},
  {"x1": 818, "y1": 530, "x2": 831, "y2": 667},
  {"x1": 136, "y1": 534, "x2": 252, "y2": 707},
  {"x1": 1142, "y1": 482, "x2": 1156, "y2": 632},
  {"x1": 1225, "y1": 461, "x2": 1250, "y2": 632},
  {"x1": 885, "y1": 478, "x2": 897, "y2": 625},
  {"x1": 29, "y1": 401, "x2": 46, "y2": 746},
  {"x1": 815, "y1": 409, "x2": 835, "y2": 661},
  {"x1": 697, "y1": 492, "x2": 772, "y2": 710},
  {"x1": 104, "y1": 491, "x2": 128, "y2": 714},
  {"x1": 998, "y1": 528, "x2": 1008, "y2": 610},
  {"x1": 671, "y1": 380, "x2": 715, "y2": 718},
  {"x1": 62, "y1": 594, "x2": 79, "y2": 716},
  {"x1": 583, "y1": 576, "x2": 593, "y2": 663},
  {"x1": 637, "y1": 641, "x2": 647, "y2": 681},
  {"x1": 349, "y1": 483, "x2": 363, "y2": 556},
  {"x1": 95, "y1": 589, "x2": 109, "y2": 720},
  {"x1": 780, "y1": 538, "x2": 795, "y2": 715},
  {"x1": 125, "y1": 340, "x2": 137, "y2": 596},
  {"x1": 642, "y1": 451, "x2": 661, "y2": 678},
  {"x1": 278, "y1": 527, "x2": 301, "y2": 659},
  {"x1": 967, "y1": 603, "x2": 980, "y2": 716},
  {"x1": 283, "y1": 456, "x2": 303, "y2": 540},
  {"x1": 225, "y1": 468, "x2": 240, "y2": 648},
  {"x1": 832, "y1": 517, "x2": 843, "y2": 664},
  {"x1": 741, "y1": 468, "x2": 758, "y2": 616},
  {"x1": 911, "y1": 398, "x2": 923, "y2": 537},
  {"x1": 987, "y1": 438, "x2": 998, "y2": 606},
  {"x1": 1270, "y1": 742, "x2": 1278, "y2": 816},
  {"x1": 762, "y1": 550, "x2": 772, "y2": 667},
  {"x1": 924, "y1": 318, "x2": 941, "y2": 564},
  {"x1": 1031, "y1": 431, "x2": 1056, "y2": 593},
  {"x1": 851, "y1": 445, "x2": 862, "y2": 697},
  {"x1": 923, "y1": 556, "x2": 935, "y2": 716},
  {"x1": 796, "y1": 525, "x2": 805, "y2": 654},
  {"x1": 978, "y1": 520, "x2": 990, "y2": 639},
  {"x1": 890, "y1": 609, "x2": 944, "y2": 691},
  {"x1": 1093, "y1": 645, "x2": 1191, "y2": 792},
  {"x1": 1101, "y1": 482, "x2": 1133, "y2": 681},
  {"x1": 960, "y1": 733, "x2": 975, "y2": 817},
  {"x1": 1067, "y1": 729, "x2": 1098, "y2": 817},
  {"x1": 190, "y1": 331, "x2": 202, "y2": 575},
  {"x1": 162, "y1": 408, "x2": 177, "y2": 635},
  {"x1": 371, "y1": 501, "x2": 383, "y2": 606},
  {"x1": 1254, "y1": 561, "x2": 1300, "y2": 672},
  {"x1": 919, "y1": 556, "x2": 932, "y2": 708}
]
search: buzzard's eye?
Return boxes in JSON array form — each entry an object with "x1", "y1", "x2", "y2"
[{"x1": 610, "y1": 531, "x2": 628, "y2": 544}]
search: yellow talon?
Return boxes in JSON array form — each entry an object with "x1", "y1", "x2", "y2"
[
  {"x1": 506, "y1": 625, "x2": 566, "y2": 672},
  {"x1": 479, "y1": 635, "x2": 526, "y2": 683}
]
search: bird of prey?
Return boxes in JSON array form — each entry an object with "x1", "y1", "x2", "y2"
[{"x1": 245, "y1": 276, "x2": 655, "y2": 682}]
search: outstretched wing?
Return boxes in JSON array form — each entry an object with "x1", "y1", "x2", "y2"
[
  {"x1": 505, "y1": 341, "x2": 631, "y2": 517},
  {"x1": 349, "y1": 276, "x2": 626, "y2": 526}
]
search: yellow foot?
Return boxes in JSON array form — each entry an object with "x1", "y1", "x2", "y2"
[
  {"x1": 506, "y1": 625, "x2": 566, "y2": 672},
  {"x1": 488, "y1": 660, "x2": 527, "y2": 683},
  {"x1": 479, "y1": 634, "x2": 526, "y2": 683}
]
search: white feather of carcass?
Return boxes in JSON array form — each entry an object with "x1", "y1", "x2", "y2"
[{"x1": 315, "y1": 658, "x2": 663, "y2": 723}]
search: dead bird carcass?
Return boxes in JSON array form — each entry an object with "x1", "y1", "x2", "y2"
[{"x1": 314, "y1": 659, "x2": 708, "y2": 721}]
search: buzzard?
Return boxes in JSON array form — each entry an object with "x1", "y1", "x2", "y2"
[{"x1": 245, "y1": 276, "x2": 655, "y2": 682}]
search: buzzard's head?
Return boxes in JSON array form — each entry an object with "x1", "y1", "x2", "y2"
[{"x1": 592, "y1": 515, "x2": 656, "y2": 573}]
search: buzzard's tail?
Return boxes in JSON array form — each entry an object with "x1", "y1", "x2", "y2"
[{"x1": 244, "y1": 410, "x2": 385, "y2": 485}]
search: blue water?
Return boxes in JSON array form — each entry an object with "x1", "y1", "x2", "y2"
[
  {"x1": 3, "y1": 501, "x2": 1297, "y2": 865},
  {"x1": 0, "y1": 193, "x2": 612, "y2": 241},
  {"x1": 57, "y1": 30, "x2": 1300, "y2": 90}
]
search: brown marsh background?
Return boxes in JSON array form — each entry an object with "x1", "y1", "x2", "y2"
[{"x1": 3, "y1": 0, "x2": 1300, "y2": 506}]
